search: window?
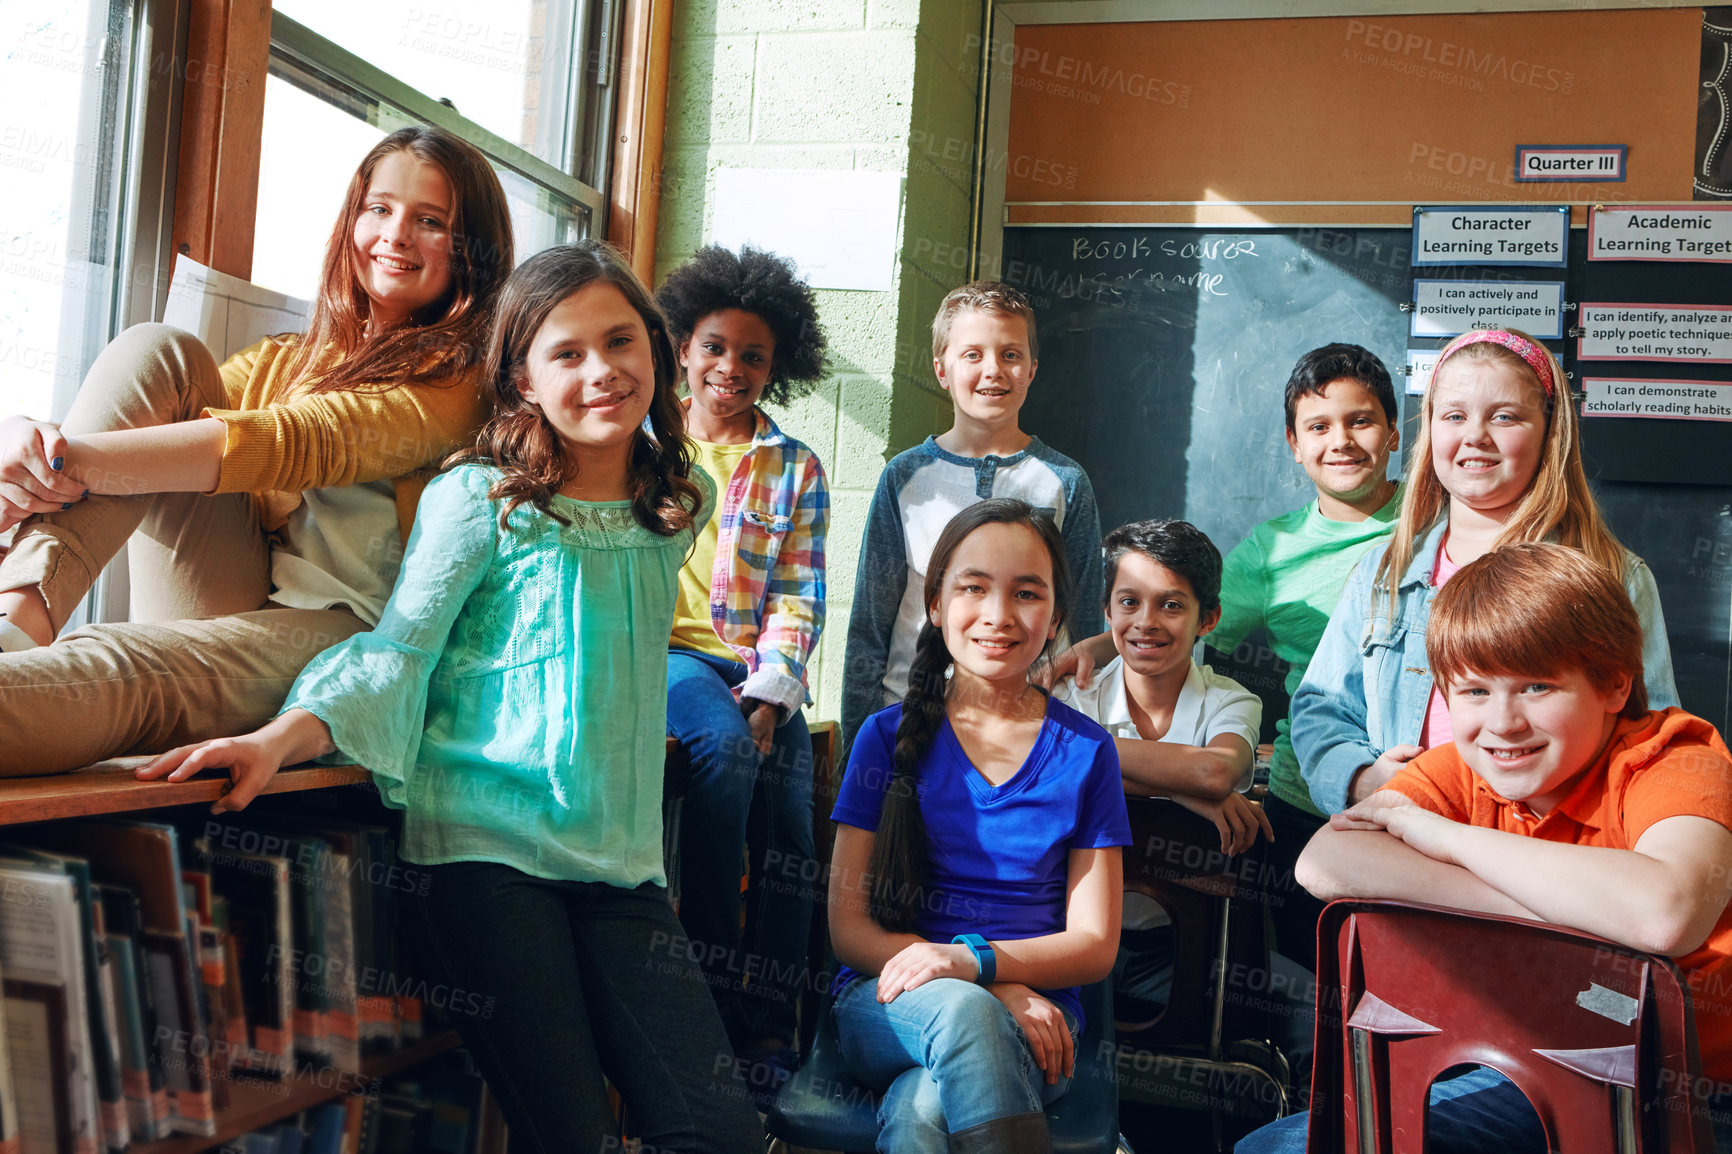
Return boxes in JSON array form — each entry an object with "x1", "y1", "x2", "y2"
[
  {"x1": 252, "y1": 5, "x2": 610, "y2": 300},
  {"x1": 0, "y1": 0, "x2": 181, "y2": 422}
]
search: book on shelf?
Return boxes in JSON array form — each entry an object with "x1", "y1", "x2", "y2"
[
  {"x1": 27, "y1": 821, "x2": 218, "y2": 1137},
  {"x1": 0, "y1": 864, "x2": 98, "y2": 1154},
  {"x1": 0, "y1": 786, "x2": 484, "y2": 1152},
  {"x1": 198, "y1": 845, "x2": 294, "y2": 1077},
  {"x1": 6, "y1": 975, "x2": 67, "y2": 1154},
  {"x1": 197, "y1": 814, "x2": 418, "y2": 1061},
  {"x1": 0, "y1": 963, "x2": 20, "y2": 1154},
  {"x1": 305, "y1": 1101, "x2": 346, "y2": 1154},
  {"x1": 96, "y1": 883, "x2": 170, "y2": 1136},
  {"x1": 275, "y1": 833, "x2": 333, "y2": 1071},
  {"x1": 0, "y1": 847, "x2": 134, "y2": 1153},
  {"x1": 231, "y1": 817, "x2": 368, "y2": 1073},
  {"x1": 138, "y1": 927, "x2": 216, "y2": 1135},
  {"x1": 96, "y1": 886, "x2": 171, "y2": 1141},
  {"x1": 98, "y1": 927, "x2": 156, "y2": 1142}
]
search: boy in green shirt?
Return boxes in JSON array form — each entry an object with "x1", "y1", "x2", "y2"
[{"x1": 1206, "y1": 343, "x2": 1402, "y2": 965}]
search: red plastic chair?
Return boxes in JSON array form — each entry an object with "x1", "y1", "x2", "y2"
[{"x1": 1309, "y1": 900, "x2": 1713, "y2": 1153}]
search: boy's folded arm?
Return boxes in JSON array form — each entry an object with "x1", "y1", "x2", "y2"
[
  {"x1": 1446, "y1": 815, "x2": 1732, "y2": 957},
  {"x1": 1116, "y1": 732, "x2": 1251, "y2": 801},
  {"x1": 1295, "y1": 822, "x2": 1540, "y2": 919}
]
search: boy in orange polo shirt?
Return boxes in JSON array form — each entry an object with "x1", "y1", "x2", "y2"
[{"x1": 1238, "y1": 542, "x2": 1732, "y2": 1153}]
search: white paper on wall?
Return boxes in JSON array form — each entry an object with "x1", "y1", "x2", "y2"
[{"x1": 712, "y1": 168, "x2": 903, "y2": 292}]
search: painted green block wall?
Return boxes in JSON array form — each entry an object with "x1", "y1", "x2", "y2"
[{"x1": 656, "y1": 0, "x2": 982, "y2": 725}]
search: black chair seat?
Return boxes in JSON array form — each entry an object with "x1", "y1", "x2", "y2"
[{"x1": 766, "y1": 978, "x2": 1121, "y2": 1154}]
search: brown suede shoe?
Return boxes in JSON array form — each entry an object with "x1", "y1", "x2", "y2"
[{"x1": 947, "y1": 1111, "x2": 1053, "y2": 1153}]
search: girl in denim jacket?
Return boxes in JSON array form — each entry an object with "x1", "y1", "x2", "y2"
[
  {"x1": 655, "y1": 246, "x2": 830, "y2": 1088},
  {"x1": 1292, "y1": 329, "x2": 1677, "y2": 816}
]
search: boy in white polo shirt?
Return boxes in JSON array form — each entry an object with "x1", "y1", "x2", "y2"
[{"x1": 1055, "y1": 518, "x2": 1270, "y2": 1021}]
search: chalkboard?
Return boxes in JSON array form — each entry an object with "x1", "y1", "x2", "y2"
[
  {"x1": 1002, "y1": 225, "x2": 1411, "y2": 562},
  {"x1": 1595, "y1": 483, "x2": 1731, "y2": 733},
  {"x1": 1001, "y1": 223, "x2": 1732, "y2": 736}
]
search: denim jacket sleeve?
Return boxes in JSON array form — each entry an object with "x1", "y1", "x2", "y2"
[
  {"x1": 1625, "y1": 553, "x2": 1680, "y2": 710},
  {"x1": 1291, "y1": 548, "x2": 1384, "y2": 815}
]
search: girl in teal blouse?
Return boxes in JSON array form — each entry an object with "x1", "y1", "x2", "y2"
[{"x1": 139, "y1": 242, "x2": 764, "y2": 1153}]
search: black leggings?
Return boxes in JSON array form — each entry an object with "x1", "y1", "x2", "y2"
[{"x1": 412, "y1": 861, "x2": 763, "y2": 1154}]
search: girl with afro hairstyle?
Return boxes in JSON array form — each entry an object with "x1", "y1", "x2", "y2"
[{"x1": 655, "y1": 244, "x2": 831, "y2": 1086}]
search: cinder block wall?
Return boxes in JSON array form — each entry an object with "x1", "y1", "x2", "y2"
[{"x1": 656, "y1": 0, "x2": 983, "y2": 724}]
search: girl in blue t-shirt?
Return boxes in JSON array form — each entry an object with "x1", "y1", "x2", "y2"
[{"x1": 829, "y1": 498, "x2": 1131, "y2": 1154}]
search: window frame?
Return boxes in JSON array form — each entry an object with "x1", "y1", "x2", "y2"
[
  {"x1": 266, "y1": 10, "x2": 607, "y2": 234},
  {"x1": 17, "y1": 0, "x2": 191, "y2": 627}
]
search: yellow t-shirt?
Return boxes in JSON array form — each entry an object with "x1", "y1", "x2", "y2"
[{"x1": 669, "y1": 438, "x2": 752, "y2": 659}]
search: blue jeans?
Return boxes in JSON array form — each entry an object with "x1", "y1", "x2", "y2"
[
  {"x1": 833, "y1": 976, "x2": 1077, "y2": 1153},
  {"x1": 666, "y1": 648, "x2": 815, "y2": 1050},
  {"x1": 1236, "y1": 1066, "x2": 1732, "y2": 1153}
]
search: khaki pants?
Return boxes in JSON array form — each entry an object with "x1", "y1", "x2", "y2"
[{"x1": 0, "y1": 324, "x2": 367, "y2": 775}]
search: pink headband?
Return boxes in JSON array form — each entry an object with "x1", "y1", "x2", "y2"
[{"x1": 1432, "y1": 329, "x2": 1557, "y2": 399}]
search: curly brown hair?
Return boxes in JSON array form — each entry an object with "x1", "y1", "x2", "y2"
[{"x1": 451, "y1": 241, "x2": 700, "y2": 536}]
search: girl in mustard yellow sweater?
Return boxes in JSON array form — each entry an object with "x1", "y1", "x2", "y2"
[{"x1": 0, "y1": 126, "x2": 513, "y2": 774}]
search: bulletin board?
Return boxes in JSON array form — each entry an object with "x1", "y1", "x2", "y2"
[{"x1": 1002, "y1": 10, "x2": 1700, "y2": 227}]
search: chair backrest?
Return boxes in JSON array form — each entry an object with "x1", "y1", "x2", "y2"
[
  {"x1": 1308, "y1": 900, "x2": 1713, "y2": 1154},
  {"x1": 800, "y1": 720, "x2": 841, "y2": 1053},
  {"x1": 1118, "y1": 795, "x2": 1271, "y2": 1050}
]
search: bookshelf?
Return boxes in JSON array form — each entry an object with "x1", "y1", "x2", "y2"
[
  {"x1": 0, "y1": 760, "x2": 500, "y2": 1154},
  {"x1": 130, "y1": 1033, "x2": 460, "y2": 1154},
  {"x1": 0, "y1": 731, "x2": 828, "y2": 1151}
]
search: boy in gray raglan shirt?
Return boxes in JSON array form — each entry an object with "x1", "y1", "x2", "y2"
[{"x1": 841, "y1": 282, "x2": 1104, "y2": 748}]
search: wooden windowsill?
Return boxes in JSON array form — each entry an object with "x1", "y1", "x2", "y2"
[{"x1": 0, "y1": 762, "x2": 374, "y2": 827}]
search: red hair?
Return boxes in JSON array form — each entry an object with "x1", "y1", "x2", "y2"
[{"x1": 1427, "y1": 542, "x2": 1647, "y2": 719}]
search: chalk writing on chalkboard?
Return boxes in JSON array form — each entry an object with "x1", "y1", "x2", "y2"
[{"x1": 1003, "y1": 225, "x2": 1411, "y2": 556}]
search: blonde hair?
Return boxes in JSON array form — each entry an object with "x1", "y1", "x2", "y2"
[
  {"x1": 930, "y1": 281, "x2": 1038, "y2": 361},
  {"x1": 1376, "y1": 328, "x2": 1625, "y2": 614}
]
